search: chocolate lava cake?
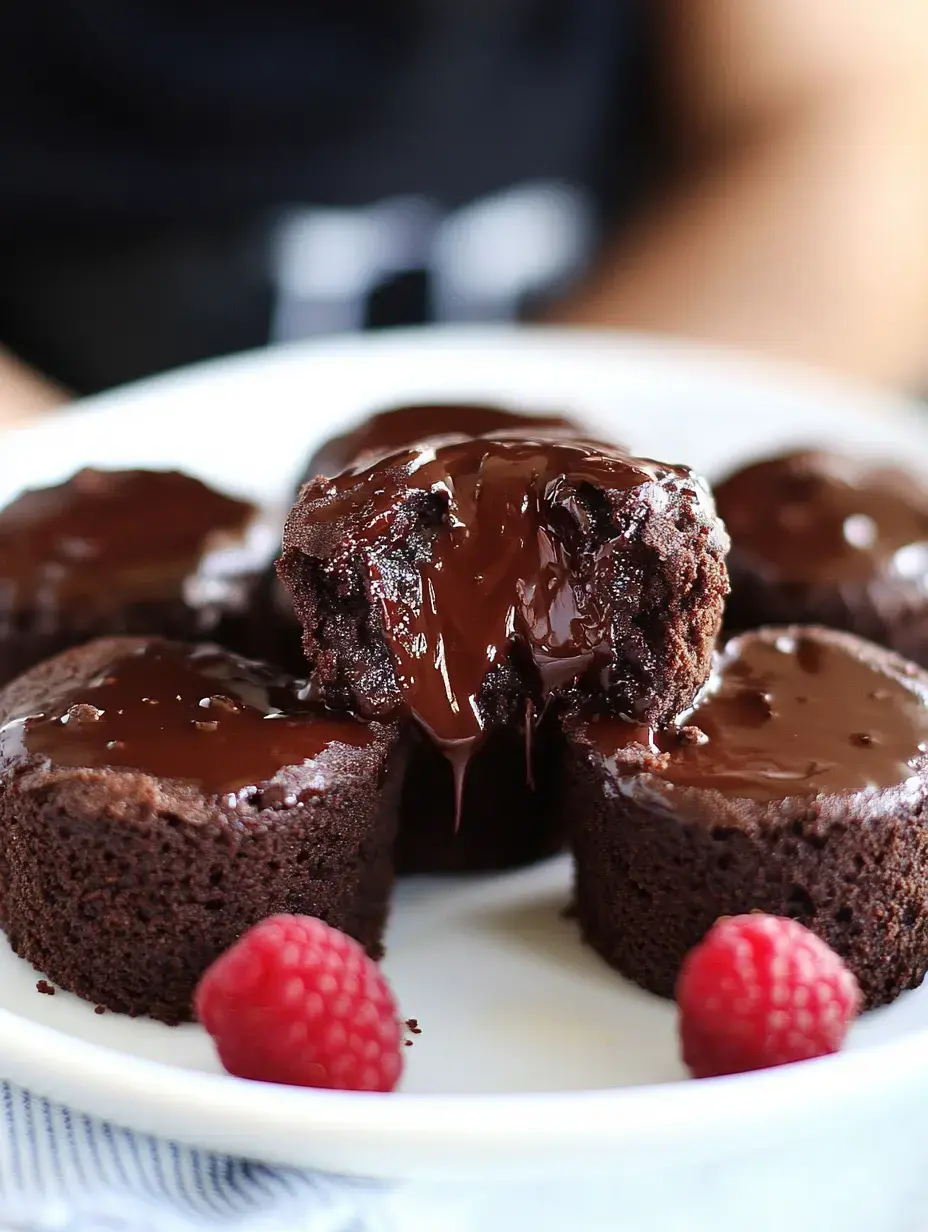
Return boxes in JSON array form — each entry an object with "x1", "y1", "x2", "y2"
[
  {"x1": 260, "y1": 405, "x2": 602, "y2": 874},
  {"x1": 565, "y1": 625, "x2": 928, "y2": 1009},
  {"x1": 0, "y1": 637, "x2": 405, "y2": 1023},
  {"x1": 0, "y1": 468, "x2": 257, "y2": 689},
  {"x1": 279, "y1": 434, "x2": 728, "y2": 872},
  {"x1": 302, "y1": 401, "x2": 583, "y2": 485},
  {"x1": 715, "y1": 450, "x2": 928, "y2": 666},
  {"x1": 308, "y1": 406, "x2": 598, "y2": 873}
]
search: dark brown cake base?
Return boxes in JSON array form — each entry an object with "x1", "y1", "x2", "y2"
[
  {"x1": 395, "y1": 717, "x2": 565, "y2": 875},
  {"x1": 0, "y1": 638, "x2": 407, "y2": 1024},
  {"x1": 565, "y1": 760, "x2": 928, "y2": 1009}
]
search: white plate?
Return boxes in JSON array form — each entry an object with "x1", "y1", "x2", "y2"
[{"x1": 3, "y1": 327, "x2": 928, "y2": 1219}]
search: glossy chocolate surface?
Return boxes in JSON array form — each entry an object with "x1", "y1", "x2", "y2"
[
  {"x1": 304, "y1": 435, "x2": 700, "y2": 749},
  {"x1": 715, "y1": 451, "x2": 928, "y2": 586},
  {"x1": 0, "y1": 641, "x2": 375, "y2": 796},
  {"x1": 305, "y1": 402, "x2": 581, "y2": 479},
  {"x1": 0, "y1": 469, "x2": 254, "y2": 611},
  {"x1": 585, "y1": 630, "x2": 928, "y2": 801}
]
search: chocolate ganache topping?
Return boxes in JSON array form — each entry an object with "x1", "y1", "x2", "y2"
[
  {"x1": 300, "y1": 434, "x2": 704, "y2": 753},
  {"x1": 715, "y1": 451, "x2": 928, "y2": 586},
  {"x1": 584, "y1": 629, "x2": 928, "y2": 801},
  {"x1": 307, "y1": 403, "x2": 580, "y2": 479},
  {"x1": 0, "y1": 469, "x2": 254, "y2": 613},
  {"x1": 0, "y1": 641, "x2": 374, "y2": 797}
]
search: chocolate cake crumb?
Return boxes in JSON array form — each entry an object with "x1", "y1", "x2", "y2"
[
  {"x1": 36, "y1": 980, "x2": 54, "y2": 996},
  {"x1": 677, "y1": 725, "x2": 707, "y2": 747}
]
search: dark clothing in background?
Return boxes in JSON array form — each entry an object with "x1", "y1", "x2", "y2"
[{"x1": 0, "y1": 1, "x2": 659, "y2": 393}]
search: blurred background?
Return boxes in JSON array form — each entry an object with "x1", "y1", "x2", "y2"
[{"x1": 1, "y1": 0, "x2": 927, "y2": 424}]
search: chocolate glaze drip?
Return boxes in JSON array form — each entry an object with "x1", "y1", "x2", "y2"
[
  {"x1": 585, "y1": 629, "x2": 928, "y2": 801},
  {"x1": 305, "y1": 435, "x2": 696, "y2": 759},
  {"x1": 715, "y1": 451, "x2": 928, "y2": 586},
  {"x1": 0, "y1": 641, "x2": 374, "y2": 796},
  {"x1": 524, "y1": 698, "x2": 535, "y2": 790},
  {"x1": 306, "y1": 403, "x2": 581, "y2": 479},
  {"x1": 0, "y1": 469, "x2": 254, "y2": 612}
]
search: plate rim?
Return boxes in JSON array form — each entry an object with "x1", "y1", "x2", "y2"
[
  {"x1": 0, "y1": 1001, "x2": 924, "y2": 1177},
  {"x1": 5, "y1": 323, "x2": 924, "y2": 445},
  {"x1": 2, "y1": 323, "x2": 927, "y2": 1176}
]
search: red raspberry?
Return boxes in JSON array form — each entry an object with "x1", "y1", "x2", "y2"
[
  {"x1": 195, "y1": 915, "x2": 404, "y2": 1092},
  {"x1": 676, "y1": 914, "x2": 861, "y2": 1079}
]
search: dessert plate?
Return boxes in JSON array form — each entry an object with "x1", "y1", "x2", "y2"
[{"x1": 2, "y1": 328, "x2": 928, "y2": 1224}]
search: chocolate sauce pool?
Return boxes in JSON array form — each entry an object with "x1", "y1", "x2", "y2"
[
  {"x1": 585, "y1": 630, "x2": 928, "y2": 801},
  {"x1": 0, "y1": 641, "x2": 374, "y2": 796}
]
